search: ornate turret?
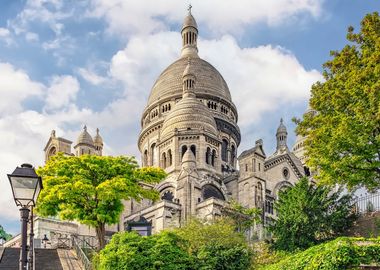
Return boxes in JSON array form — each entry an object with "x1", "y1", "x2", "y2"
[
  {"x1": 276, "y1": 118, "x2": 288, "y2": 152},
  {"x1": 181, "y1": 5, "x2": 199, "y2": 58},
  {"x1": 93, "y1": 128, "x2": 103, "y2": 156},
  {"x1": 74, "y1": 125, "x2": 96, "y2": 156}
]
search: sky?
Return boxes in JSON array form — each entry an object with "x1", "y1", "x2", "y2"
[{"x1": 0, "y1": 0, "x2": 378, "y2": 234}]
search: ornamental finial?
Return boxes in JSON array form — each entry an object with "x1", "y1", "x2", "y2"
[{"x1": 188, "y1": 4, "x2": 192, "y2": 14}]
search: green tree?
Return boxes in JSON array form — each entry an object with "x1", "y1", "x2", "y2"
[
  {"x1": 294, "y1": 12, "x2": 380, "y2": 191},
  {"x1": 175, "y1": 218, "x2": 253, "y2": 269},
  {"x1": 226, "y1": 200, "x2": 261, "y2": 233},
  {"x1": 36, "y1": 153, "x2": 166, "y2": 249},
  {"x1": 269, "y1": 178, "x2": 357, "y2": 252},
  {"x1": 97, "y1": 231, "x2": 194, "y2": 270},
  {"x1": 0, "y1": 225, "x2": 12, "y2": 242}
]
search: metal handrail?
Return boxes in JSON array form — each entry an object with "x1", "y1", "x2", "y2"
[
  {"x1": 354, "y1": 192, "x2": 380, "y2": 214},
  {"x1": 72, "y1": 236, "x2": 92, "y2": 270}
]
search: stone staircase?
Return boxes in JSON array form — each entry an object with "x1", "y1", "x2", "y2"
[
  {"x1": 0, "y1": 247, "x2": 19, "y2": 269},
  {"x1": 35, "y1": 248, "x2": 63, "y2": 270},
  {"x1": 0, "y1": 247, "x2": 83, "y2": 270}
]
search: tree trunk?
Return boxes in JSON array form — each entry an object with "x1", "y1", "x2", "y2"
[{"x1": 95, "y1": 223, "x2": 106, "y2": 250}]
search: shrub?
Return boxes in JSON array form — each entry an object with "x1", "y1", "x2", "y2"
[
  {"x1": 97, "y1": 231, "x2": 194, "y2": 270},
  {"x1": 269, "y1": 178, "x2": 357, "y2": 252},
  {"x1": 262, "y1": 237, "x2": 380, "y2": 270}
]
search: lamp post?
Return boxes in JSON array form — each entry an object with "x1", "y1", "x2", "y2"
[
  {"x1": 8, "y1": 163, "x2": 42, "y2": 270},
  {"x1": 42, "y1": 234, "x2": 49, "y2": 249},
  {"x1": 29, "y1": 207, "x2": 34, "y2": 270}
]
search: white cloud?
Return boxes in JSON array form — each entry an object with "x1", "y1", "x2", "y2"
[
  {"x1": 109, "y1": 31, "x2": 179, "y2": 97},
  {"x1": 0, "y1": 62, "x2": 44, "y2": 115},
  {"x1": 200, "y1": 35, "x2": 323, "y2": 128},
  {"x1": 88, "y1": 0, "x2": 323, "y2": 37},
  {"x1": 25, "y1": 31, "x2": 39, "y2": 42},
  {"x1": 0, "y1": 27, "x2": 10, "y2": 37},
  {"x1": 0, "y1": 27, "x2": 13, "y2": 45},
  {"x1": 78, "y1": 67, "x2": 107, "y2": 85},
  {"x1": 44, "y1": 75, "x2": 80, "y2": 110}
]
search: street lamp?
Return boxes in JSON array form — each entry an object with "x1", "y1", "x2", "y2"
[
  {"x1": 42, "y1": 234, "x2": 49, "y2": 249},
  {"x1": 8, "y1": 163, "x2": 42, "y2": 270}
]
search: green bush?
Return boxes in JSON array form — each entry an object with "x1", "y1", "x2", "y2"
[
  {"x1": 96, "y1": 218, "x2": 253, "y2": 270},
  {"x1": 175, "y1": 218, "x2": 253, "y2": 270},
  {"x1": 262, "y1": 237, "x2": 380, "y2": 270},
  {"x1": 269, "y1": 178, "x2": 357, "y2": 252},
  {"x1": 97, "y1": 231, "x2": 194, "y2": 270}
]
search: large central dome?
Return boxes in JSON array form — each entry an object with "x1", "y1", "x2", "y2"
[
  {"x1": 138, "y1": 9, "x2": 241, "y2": 173},
  {"x1": 147, "y1": 57, "x2": 232, "y2": 106}
]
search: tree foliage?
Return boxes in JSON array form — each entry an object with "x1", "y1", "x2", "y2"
[
  {"x1": 97, "y1": 231, "x2": 194, "y2": 270},
  {"x1": 262, "y1": 237, "x2": 380, "y2": 270},
  {"x1": 269, "y1": 178, "x2": 357, "y2": 252},
  {"x1": 175, "y1": 218, "x2": 253, "y2": 270},
  {"x1": 0, "y1": 225, "x2": 12, "y2": 242},
  {"x1": 226, "y1": 200, "x2": 261, "y2": 233},
  {"x1": 97, "y1": 218, "x2": 253, "y2": 270},
  {"x1": 295, "y1": 12, "x2": 380, "y2": 191},
  {"x1": 36, "y1": 153, "x2": 166, "y2": 249}
]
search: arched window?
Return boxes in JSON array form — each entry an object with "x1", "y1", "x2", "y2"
[
  {"x1": 202, "y1": 184, "x2": 225, "y2": 201},
  {"x1": 256, "y1": 182, "x2": 263, "y2": 206},
  {"x1": 150, "y1": 143, "x2": 156, "y2": 166},
  {"x1": 168, "y1": 149, "x2": 172, "y2": 166},
  {"x1": 162, "y1": 152, "x2": 167, "y2": 168},
  {"x1": 190, "y1": 145, "x2": 196, "y2": 158},
  {"x1": 221, "y1": 139, "x2": 228, "y2": 162},
  {"x1": 47, "y1": 146, "x2": 57, "y2": 160},
  {"x1": 143, "y1": 150, "x2": 148, "y2": 166},
  {"x1": 161, "y1": 190, "x2": 174, "y2": 202},
  {"x1": 181, "y1": 145, "x2": 188, "y2": 159},
  {"x1": 211, "y1": 149, "x2": 216, "y2": 166},
  {"x1": 231, "y1": 145, "x2": 236, "y2": 166},
  {"x1": 205, "y1": 147, "x2": 211, "y2": 164}
]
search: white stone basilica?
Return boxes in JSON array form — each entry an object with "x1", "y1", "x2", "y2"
[
  {"x1": 120, "y1": 10, "x2": 309, "y2": 234},
  {"x1": 39, "y1": 10, "x2": 310, "y2": 239}
]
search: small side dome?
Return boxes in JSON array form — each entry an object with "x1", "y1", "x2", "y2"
[
  {"x1": 276, "y1": 118, "x2": 287, "y2": 134},
  {"x1": 161, "y1": 97, "x2": 218, "y2": 139},
  {"x1": 93, "y1": 128, "x2": 103, "y2": 146},
  {"x1": 77, "y1": 125, "x2": 94, "y2": 145}
]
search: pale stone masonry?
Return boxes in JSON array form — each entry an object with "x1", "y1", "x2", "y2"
[
  {"x1": 34, "y1": 9, "x2": 310, "y2": 241},
  {"x1": 123, "y1": 10, "x2": 308, "y2": 233}
]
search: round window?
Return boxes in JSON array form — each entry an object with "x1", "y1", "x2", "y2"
[{"x1": 283, "y1": 168, "x2": 289, "y2": 179}]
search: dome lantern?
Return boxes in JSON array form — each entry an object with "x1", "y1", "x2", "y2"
[
  {"x1": 182, "y1": 58, "x2": 196, "y2": 98},
  {"x1": 181, "y1": 5, "x2": 199, "y2": 58}
]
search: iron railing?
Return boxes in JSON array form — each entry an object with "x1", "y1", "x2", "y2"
[
  {"x1": 72, "y1": 236, "x2": 94, "y2": 270},
  {"x1": 354, "y1": 192, "x2": 380, "y2": 214}
]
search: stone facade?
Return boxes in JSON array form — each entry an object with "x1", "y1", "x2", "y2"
[
  {"x1": 123, "y1": 10, "x2": 309, "y2": 234},
  {"x1": 34, "y1": 10, "x2": 311, "y2": 240}
]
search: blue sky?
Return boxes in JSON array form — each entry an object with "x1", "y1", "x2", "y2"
[{"x1": 0, "y1": 0, "x2": 378, "y2": 234}]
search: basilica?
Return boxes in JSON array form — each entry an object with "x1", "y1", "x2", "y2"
[{"x1": 41, "y1": 10, "x2": 310, "y2": 238}]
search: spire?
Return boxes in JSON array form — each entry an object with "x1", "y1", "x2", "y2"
[
  {"x1": 276, "y1": 118, "x2": 288, "y2": 152},
  {"x1": 181, "y1": 6, "x2": 199, "y2": 58},
  {"x1": 182, "y1": 58, "x2": 196, "y2": 98}
]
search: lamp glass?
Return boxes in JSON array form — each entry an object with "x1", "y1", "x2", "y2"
[{"x1": 10, "y1": 176, "x2": 38, "y2": 206}]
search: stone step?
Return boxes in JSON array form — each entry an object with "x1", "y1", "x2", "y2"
[
  {"x1": 35, "y1": 248, "x2": 64, "y2": 270},
  {"x1": 0, "y1": 248, "x2": 20, "y2": 270}
]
